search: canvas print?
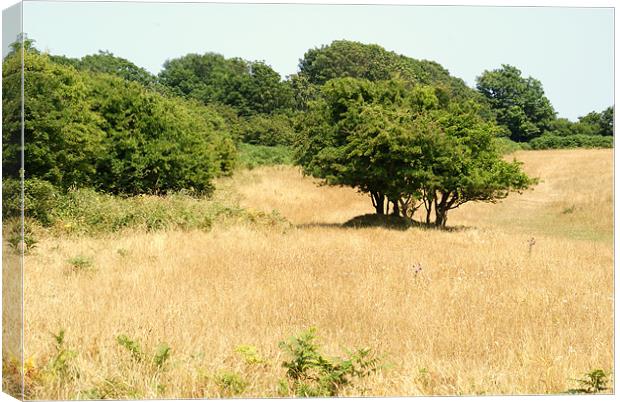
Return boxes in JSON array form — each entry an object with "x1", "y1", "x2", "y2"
[{"x1": 1, "y1": 1, "x2": 614, "y2": 399}]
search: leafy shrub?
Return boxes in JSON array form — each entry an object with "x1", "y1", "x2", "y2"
[
  {"x1": 117, "y1": 335, "x2": 170, "y2": 371},
  {"x1": 278, "y1": 327, "x2": 381, "y2": 397},
  {"x1": 4, "y1": 217, "x2": 39, "y2": 253},
  {"x1": 3, "y1": 50, "x2": 237, "y2": 195},
  {"x1": 116, "y1": 335, "x2": 144, "y2": 362},
  {"x1": 47, "y1": 329, "x2": 79, "y2": 381},
  {"x1": 235, "y1": 344, "x2": 267, "y2": 365},
  {"x1": 3, "y1": 178, "x2": 58, "y2": 225},
  {"x1": 493, "y1": 137, "x2": 527, "y2": 154},
  {"x1": 241, "y1": 114, "x2": 296, "y2": 146},
  {"x1": 237, "y1": 144, "x2": 294, "y2": 169},
  {"x1": 567, "y1": 369, "x2": 610, "y2": 394},
  {"x1": 214, "y1": 371, "x2": 247, "y2": 396},
  {"x1": 66, "y1": 256, "x2": 95, "y2": 273},
  {"x1": 153, "y1": 343, "x2": 171, "y2": 370},
  {"x1": 530, "y1": 134, "x2": 613, "y2": 150}
]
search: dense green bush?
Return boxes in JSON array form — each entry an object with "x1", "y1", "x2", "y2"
[
  {"x1": 2, "y1": 180, "x2": 289, "y2": 235},
  {"x1": 88, "y1": 73, "x2": 236, "y2": 195},
  {"x1": 2, "y1": 178, "x2": 58, "y2": 226},
  {"x1": 240, "y1": 114, "x2": 296, "y2": 146},
  {"x1": 493, "y1": 137, "x2": 529, "y2": 154},
  {"x1": 530, "y1": 134, "x2": 613, "y2": 150},
  {"x1": 2, "y1": 49, "x2": 237, "y2": 195},
  {"x1": 278, "y1": 328, "x2": 380, "y2": 397},
  {"x1": 158, "y1": 53, "x2": 294, "y2": 116},
  {"x1": 237, "y1": 144, "x2": 294, "y2": 169}
]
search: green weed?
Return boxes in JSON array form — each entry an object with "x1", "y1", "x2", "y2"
[
  {"x1": 278, "y1": 327, "x2": 381, "y2": 397},
  {"x1": 47, "y1": 329, "x2": 79, "y2": 381},
  {"x1": 116, "y1": 335, "x2": 144, "y2": 362},
  {"x1": 153, "y1": 343, "x2": 171, "y2": 370},
  {"x1": 567, "y1": 369, "x2": 610, "y2": 394},
  {"x1": 67, "y1": 256, "x2": 95, "y2": 273},
  {"x1": 214, "y1": 370, "x2": 247, "y2": 396},
  {"x1": 234, "y1": 344, "x2": 266, "y2": 365}
]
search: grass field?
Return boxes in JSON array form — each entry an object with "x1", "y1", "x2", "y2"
[{"x1": 6, "y1": 149, "x2": 614, "y2": 398}]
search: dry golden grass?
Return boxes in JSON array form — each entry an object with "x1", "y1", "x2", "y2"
[{"x1": 16, "y1": 149, "x2": 614, "y2": 398}]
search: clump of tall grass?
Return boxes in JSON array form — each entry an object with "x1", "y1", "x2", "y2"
[{"x1": 4, "y1": 179, "x2": 290, "y2": 236}]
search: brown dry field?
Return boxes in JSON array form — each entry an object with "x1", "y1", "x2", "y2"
[{"x1": 11, "y1": 149, "x2": 615, "y2": 398}]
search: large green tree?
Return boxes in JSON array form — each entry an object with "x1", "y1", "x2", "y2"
[
  {"x1": 296, "y1": 77, "x2": 534, "y2": 226},
  {"x1": 578, "y1": 106, "x2": 614, "y2": 136},
  {"x1": 158, "y1": 53, "x2": 293, "y2": 116},
  {"x1": 50, "y1": 51, "x2": 157, "y2": 88},
  {"x1": 476, "y1": 65, "x2": 556, "y2": 142},
  {"x1": 3, "y1": 46, "x2": 236, "y2": 195},
  {"x1": 3, "y1": 48, "x2": 107, "y2": 188},
  {"x1": 295, "y1": 40, "x2": 490, "y2": 115}
]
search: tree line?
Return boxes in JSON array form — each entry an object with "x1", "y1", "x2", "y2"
[{"x1": 2, "y1": 37, "x2": 613, "y2": 226}]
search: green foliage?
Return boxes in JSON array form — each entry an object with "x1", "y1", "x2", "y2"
[
  {"x1": 237, "y1": 144, "x2": 294, "y2": 169},
  {"x1": 534, "y1": 109, "x2": 614, "y2": 149},
  {"x1": 158, "y1": 53, "x2": 293, "y2": 116},
  {"x1": 87, "y1": 72, "x2": 236, "y2": 195},
  {"x1": 116, "y1": 336, "x2": 170, "y2": 370},
  {"x1": 3, "y1": 50, "x2": 107, "y2": 188},
  {"x1": 47, "y1": 329, "x2": 79, "y2": 381},
  {"x1": 241, "y1": 113, "x2": 296, "y2": 146},
  {"x1": 116, "y1": 335, "x2": 144, "y2": 362},
  {"x1": 2, "y1": 183, "x2": 290, "y2": 235},
  {"x1": 296, "y1": 77, "x2": 535, "y2": 226},
  {"x1": 235, "y1": 345, "x2": 266, "y2": 365},
  {"x1": 567, "y1": 369, "x2": 609, "y2": 394},
  {"x1": 278, "y1": 327, "x2": 381, "y2": 397},
  {"x1": 66, "y1": 256, "x2": 95, "y2": 273},
  {"x1": 578, "y1": 106, "x2": 614, "y2": 136},
  {"x1": 4, "y1": 218, "x2": 38, "y2": 253},
  {"x1": 153, "y1": 343, "x2": 171, "y2": 370},
  {"x1": 493, "y1": 137, "x2": 528, "y2": 154},
  {"x1": 80, "y1": 377, "x2": 141, "y2": 400},
  {"x1": 296, "y1": 40, "x2": 486, "y2": 112},
  {"x1": 476, "y1": 64, "x2": 556, "y2": 142},
  {"x1": 3, "y1": 49, "x2": 236, "y2": 195},
  {"x1": 214, "y1": 371, "x2": 247, "y2": 396},
  {"x1": 3, "y1": 178, "x2": 59, "y2": 226},
  {"x1": 51, "y1": 50, "x2": 156, "y2": 88},
  {"x1": 530, "y1": 134, "x2": 613, "y2": 150}
]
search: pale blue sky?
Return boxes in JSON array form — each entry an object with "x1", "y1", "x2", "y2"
[{"x1": 16, "y1": 1, "x2": 614, "y2": 121}]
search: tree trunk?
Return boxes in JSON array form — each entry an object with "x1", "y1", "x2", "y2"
[
  {"x1": 435, "y1": 211, "x2": 447, "y2": 227},
  {"x1": 425, "y1": 199, "x2": 432, "y2": 224},
  {"x1": 391, "y1": 200, "x2": 400, "y2": 217},
  {"x1": 371, "y1": 191, "x2": 385, "y2": 215},
  {"x1": 434, "y1": 192, "x2": 451, "y2": 228}
]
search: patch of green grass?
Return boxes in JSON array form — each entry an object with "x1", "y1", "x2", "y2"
[
  {"x1": 67, "y1": 256, "x2": 95, "y2": 273},
  {"x1": 80, "y1": 377, "x2": 141, "y2": 400},
  {"x1": 237, "y1": 143, "x2": 294, "y2": 169},
  {"x1": 45, "y1": 187, "x2": 289, "y2": 235}
]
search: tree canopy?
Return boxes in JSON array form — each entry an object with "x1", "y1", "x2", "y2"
[
  {"x1": 294, "y1": 40, "x2": 491, "y2": 116},
  {"x1": 295, "y1": 77, "x2": 534, "y2": 226},
  {"x1": 158, "y1": 53, "x2": 294, "y2": 116},
  {"x1": 3, "y1": 46, "x2": 236, "y2": 195},
  {"x1": 476, "y1": 65, "x2": 556, "y2": 142}
]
